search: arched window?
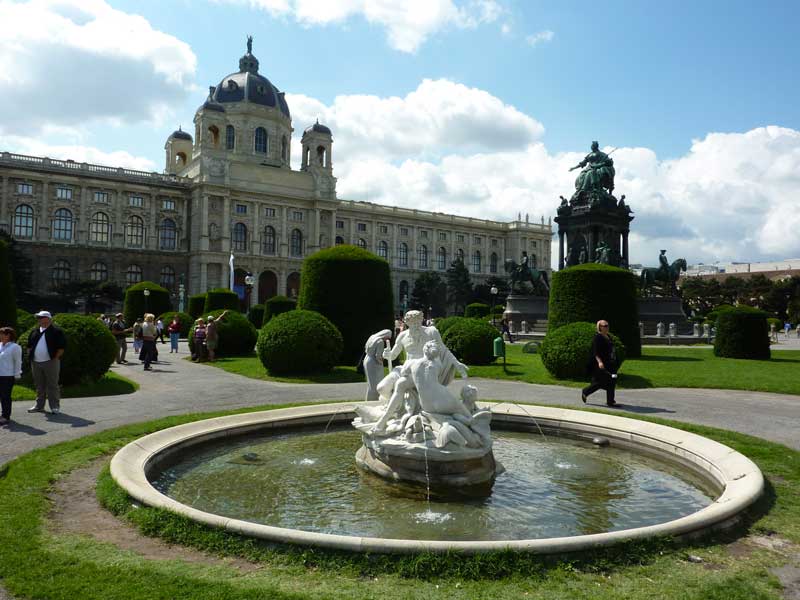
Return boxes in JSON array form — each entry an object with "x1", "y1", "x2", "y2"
[
  {"x1": 126, "y1": 264, "x2": 142, "y2": 286},
  {"x1": 254, "y1": 127, "x2": 267, "y2": 154},
  {"x1": 335, "y1": 236, "x2": 344, "y2": 246},
  {"x1": 357, "y1": 238, "x2": 367, "y2": 249},
  {"x1": 456, "y1": 248, "x2": 465, "y2": 263},
  {"x1": 232, "y1": 223, "x2": 247, "y2": 252},
  {"x1": 281, "y1": 135, "x2": 287, "y2": 161},
  {"x1": 160, "y1": 266, "x2": 175, "y2": 290},
  {"x1": 225, "y1": 125, "x2": 235, "y2": 150},
  {"x1": 263, "y1": 225, "x2": 276, "y2": 254},
  {"x1": 378, "y1": 240, "x2": 388, "y2": 259},
  {"x1": 51, "y1": 259, "x2": 71, "y2": 286},
  {"x1": 89, "y1": 212, "x2": 110, "y2": 243},
  {"x1": 208, "y1": 125, "x2": 220, "y2": 147},
  {"x1": 52, "y1": 208, "x2": 72, "y2": 241},
  {"x1": 126, "y1": 215, "x2": 145, "y2": 247},
  {"x1": 290, "y1": 228, "x2": 303, "y2": 257},
  {"x1": 89, "y1": 261, "x2": 108, "y2": 282},
  {"x1": 398, "y1": 242, "x2": 408, "y2": 267},
  {"x1": 399, "y1": 280, "x2": 409, "y2": 304},
  {"x1": 437, "y1": 247, "x2": 447, "y2": 270},
  {"x1": 13, "y1": 204, "x2": 34, "y2": 238},
  {"x1": 160, "y1": 218, "x2": 177, "y2": 250},
  {"x1": 418, "y1": 245, "x2": 428, "y2": 268},
  {"x1": 490, "y1": 252, "x2": 498, "y2": 274},
  {"x1": 472, "y1": 250, "x2": 481, "y2": 273}
]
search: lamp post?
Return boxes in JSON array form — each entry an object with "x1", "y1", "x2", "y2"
[
  {"x1": 244, "y1": 272, "x2": 255, "y2": 310},
  {"x1": 143, "y1": 288, "x2": 150, "y2": 315},
  {"x1": 490, "y1": 285, "x2": 498, "y2": 326},
  {"x1": 178, "y1": 283, "x2": 185, "y2": 313}
]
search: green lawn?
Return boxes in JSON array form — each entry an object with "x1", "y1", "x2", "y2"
[
  {"x1": 0, "y1": 403, "x2": 796, "y2": 599},
  {"x1": 11, "y1": 372, "x2": 138, "y2": 401},
  {"x1": 194, "y1": 354, "x2": 364, "y2": 383}
]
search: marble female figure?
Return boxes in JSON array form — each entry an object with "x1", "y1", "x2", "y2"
[{"x1": 363, "y1": 329, "x2": 392, "y2": 402}]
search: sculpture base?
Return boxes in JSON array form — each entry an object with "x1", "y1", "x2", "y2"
[
  {"x1": 504, "y1": 295, "x2": 549, "y2": 332},
  {"x1": 638, "y1": 297, "x2": 693, "y2": 335}
]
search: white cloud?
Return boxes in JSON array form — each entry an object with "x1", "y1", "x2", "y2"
[
  {"x1": 525, "y1": 30, "x2": 554, "y2": 46},
  {"x1": 0, "y1": 0, "x2": 197, "y2": 136},
  {"x1": 215, "y1": 0, "x2": 502, "y2": 52}
]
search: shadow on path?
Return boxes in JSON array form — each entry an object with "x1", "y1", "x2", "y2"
[
  {"x1": 45, "y1": 413, "x2": 96, "y2": 428},
  {"x1": 616, "y1": 404, "x2": 676, "y2": 415},
  {"x1": 4, "y1": 421, "x2": 47, "y2": 436}
]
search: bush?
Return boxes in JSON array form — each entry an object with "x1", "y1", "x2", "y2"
[
  {"x1": 297, "y1": 245, "x2": 393, "y2": 362},
  {"x1": 540, "y1": 322, "x2": 627, "y2": 379},
  {"x1": 204, "y1": 288, "x2": 240, "y2": 313},
  {"x1": 16, "y1": 308, "x2": 35, "y2": 333},
  {"x1": 188, "y1": 309, "x2": 257, "y2": 357},
  {"x1": 123, "y1": 281, "x2": 171, "y2": 327},
  {"x1": 491, "y1": 305, "x2": 506, "y2": 316},
  {"x1": 19, "y1": 314, "x2": 116, "y2": 385},
  {"x1": 434, "y1": 316, "x2": 465, "y2": 336},
  {"x1": 442, "y1": 318, "x2": 498, "y2": 365},
  {"x1": 263, "y1": 295, "x2": 296, "y2": 325},
  {"x1": 0, "y1": 239, "x2": 16, "y2": 329},
  {"x1": 767, "y1": 317, "x2": 782, "y2": 332},
  {"x1": 714, "y1": 307, "x2": 770, "y2": 360},
  {"x1": 257, "y1": 310, "x2": 343, "y2": 375},
  {"x1": 188, "y1": 294, "x2": 206, "y2": 319},
  {"x1": 522, "y1": 341, "x2": 539, "y2": 354},
  {"x1": 705, "y1": 304, "x2": 736, "y2": 325},
  {"x1": 548, "y1": 263, "x2": 641, "y2": 358},
  {"x1": 158, "y1": 311, "x2": 192, "y2": 337},
  {"x1": 464, "y1": 302, "x2": 490, "y2": 318},
  {"x1": 248, "y1": 304, "x2": 265, "y2": 329}
]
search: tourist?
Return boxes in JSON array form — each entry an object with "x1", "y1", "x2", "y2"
[
  {"x1": 140, "y1": 314, "x2": 157, "y2": 371},
  {"x1": 205, "y1": 310, "x2": 229, "y2": 362},
  {"x1": 0, "y1": 327, "x2": 22, "y2": 425},
  {"x1": 132, "y1": 318, "x2": 144, "y2": 357},
  {"x1": 581, "y1": 320, "x2": 619, "y2": 407},
  {"x1": 192, "y1": 318, "x2": 207, "y2": 362},
  {"x1": 770, "y1": 323, "x2": 778, "y2": 343},
  {"x1": 26, "y1": 310, "x2": 66, "y2": 414},
  {"x1": 156, "y1": 317, "x2": 166, "y2": 344},
  {"x1": 500, "y1": 318, "x2": 514, "y2": 343},
  {"x1": 167, "y1": 317, "x2": 181, "y2": 353},
  {"x1": 784, "y1": 321, "x2": 791, "y2": 339},
  {"x1": 110, "y1": 313, "x2": 131, "y2": 364},
  {"x1": 394, "y1": 315, "x2": 403, "y2": 337}
]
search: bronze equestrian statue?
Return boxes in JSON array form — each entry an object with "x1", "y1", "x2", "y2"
[{"x1": 505, "y1": 252, "x2": 550, "y2": 295}]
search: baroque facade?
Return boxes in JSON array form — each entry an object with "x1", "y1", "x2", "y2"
[{"x1": 0, "y1": 42, "x2": 552, "y2": 310}]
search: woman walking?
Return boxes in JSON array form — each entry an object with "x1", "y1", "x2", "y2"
[
  {"x1": 140, "y1": 314, "x2": 158, "y2": 371},
  {"x1": 581, "y1": 320, "x2": 619, "y2": 407},
  {"x1": 167, "y1": 317, "x2": 181, "y2": 353},
  {"x1": 0, "y1": 327, "x2": 23, "y2": 425}
]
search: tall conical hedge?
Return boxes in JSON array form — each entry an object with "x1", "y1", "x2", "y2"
[
  {"x1": 0, "y1": 240, "x2": 17, "y2": 330},
  {"x1": 123, "y1": 281, "x2": 171, "y2": 326}
]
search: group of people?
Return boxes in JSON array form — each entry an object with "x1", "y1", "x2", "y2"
[
  {"x1": 191, "y1": 310, "x2": 229, "y2": 362},
  {"x1": 105, "y1": 313, "x2": 184, "y2": 370}
]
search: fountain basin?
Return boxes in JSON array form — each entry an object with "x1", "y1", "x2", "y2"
[{"x1": 110, "y1": 402, "x2": 763, "y2": 555}]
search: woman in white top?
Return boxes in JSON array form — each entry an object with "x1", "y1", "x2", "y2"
[{"x1": 0, "y1": 326, "x2": 23, "y2": 425}]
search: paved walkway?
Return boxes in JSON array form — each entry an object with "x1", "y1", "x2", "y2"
[{"x1": 1, "y1": 341, "x2": 798, "y2": 468}]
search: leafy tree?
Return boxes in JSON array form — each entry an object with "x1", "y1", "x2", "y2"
[
  {"x1": 409, "y1": 272, "x2": 447, "y2": 317},
  {"x1": 53, "y1": 280, "x2": 124, "y2": 314},
  {"x1": 679, "y1": 277, "x2": 722, "y2": 317},
  {"x1": 0, "y1": 239, "x2": 17, "y2": 328},
  {"x1": 446, "y1": 258, "x2": 472, "y2": 316},
  {"x1": 0, "y1": 231, "x2": 32, "y2": 295}
]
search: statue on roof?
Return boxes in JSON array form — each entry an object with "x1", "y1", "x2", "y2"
[{"x1": 247, "y1": 35, "x2": 253, "y2": 54}]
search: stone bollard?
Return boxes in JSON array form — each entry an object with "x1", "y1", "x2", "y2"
[
  {"x1": 656, "y1": 322, "x2": 664, "y2": 337},
  {"x1": 509, "y1": 320, "x2": 515, "y2": 334},
  {"x1": 669, "y1": 323, "x2": 677, "y2": 337},
  {"x1": 693, "y1": 323, "x2": 700, "y2": 337},
  {"x1": 703, "y1": 323, "x2": 710, "y2": 339},
  {"x1": 639, "y1": 321, "x2": 644, "y2": 338}
]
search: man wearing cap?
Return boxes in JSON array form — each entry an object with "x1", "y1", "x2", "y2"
[
  {"x1": 205, "y1": 310, "x2": 229, "y2": 362},
  {"x1": 26, "y1": 311, "x2": 67, "y2": 414},
  {"x1": 110, "y1": 313, "x2": 131, "y2": 364}
]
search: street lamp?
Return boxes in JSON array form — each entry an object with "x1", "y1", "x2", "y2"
[
  {"x1": 143, "y1": 288, "x2": 150, "y2": 315},
  {"x1": 490, "y1": 285, "x2": 499, "y2": 326},
  {"x1": 244, "y1": 272, "x2": 255, "y2": 309},
  {"x1": 178, "y1": 283, "x2": 185, "y2": 313}
]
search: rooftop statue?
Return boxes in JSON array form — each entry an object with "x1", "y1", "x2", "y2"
[
  {"x1": 246, "y1": 35, "x2": 253, "y2": 54},
  {"x1": 569, "y1": 141, "x2": 616, "y2": 195}
]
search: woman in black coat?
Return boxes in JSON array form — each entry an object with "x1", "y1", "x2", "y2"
[{"x1": 581, "y1": 320, "x2": 618, "y2": 407}]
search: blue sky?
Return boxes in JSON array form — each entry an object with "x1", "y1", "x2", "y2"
[{"x1": 1, "y1": 0, "x2": 799, "y2": 266}]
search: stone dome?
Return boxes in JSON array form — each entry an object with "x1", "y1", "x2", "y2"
[
  {"x1": 304, "y1": 120, "x2": 331, "y2": 135},
  {"x1": 169, "y1": 127, "x2": 192, "y2": 141}
]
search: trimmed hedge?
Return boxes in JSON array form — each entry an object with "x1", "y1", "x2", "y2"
[
  {"x1": 540, "y1": 322, "x2": 627, "y2": 379},
  {"x1": 491, "y1": 305, "x2": 506, "y2": 316},
  {"x1": 767, "y1": 317, "x2": 782, "y2": 332},
  {"x1": 464, "y1": 302, "x2": 490, "y2": 318},
  {"x1": 434, "y1": 316, "x2": 465, "y2": 336},
  {"x1": 257, "y1": 310, "x2": 343, "y2": 375},
  {"x1": 188, "y1": 294, "x2": 206, "y2": 319},
  {"x1": 19, "y1": 313, "x2": 116, "y2": 385},
  {"x1": 248, "y1": 304, "x2": 265, "y2": 329},
  {"x1": 263, "y1": 295, "x2": 296, "y2": 325},
  {"x1": 0, "y1": 239, "x2": 16, "y2": 329},
  {"x1": 297, "y1": 245, "x2": 393, "y2": 362},
  {"x1": 548, "y1": 263, "x2": 641, "y2": 357},
  {"x1": 158, "y1": 311, "x2": 192, "y2": 337},
  {"x1": 188, "y1": 309, "x2": 257, "y2": 357},
  {"x1": 441, "y1": 318, "x2": 498, "y2": 365},
  {"x1": 123, "y1": 281, "x2": 171, "y2": 327},
  {"x1": 16, "y1": 308, "x2": 35, "y2": 334},
  {"x1": 714, "y1": 307, "x2": 770, "y2": 360},
  {"x1": 204, "y1": 288, "x2": 240, "y2": 313}
]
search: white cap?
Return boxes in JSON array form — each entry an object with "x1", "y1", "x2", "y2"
[
  {"x1": 207, "y1": 315, "x2": 215, "y2": 321},
  {"x1": 34, "y1": 310, "x2": 52, "y2": 318}
]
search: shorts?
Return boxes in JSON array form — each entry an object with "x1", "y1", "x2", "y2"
[{"x1": 206, "y1": 339, "x2": 218, "y2": 350}]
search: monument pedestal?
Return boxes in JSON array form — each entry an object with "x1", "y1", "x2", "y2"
[
  {"x1": 637, "y1": 297, "x2": 693, "y2": 335},
  {"x1": 504, "y1": 295, "x2": 549, "y2": 333}
]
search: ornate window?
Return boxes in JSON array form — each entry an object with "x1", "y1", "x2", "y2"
[
  {"x1": 89, "y1": 261, "x2": 108, "y2": 282},
  {"x1": 162, "y1": 199, "x2": 175, "y2": 210},
  {"x1": 254, "y1": 127, "x2": 267, "y2": 154},
  {"x1": 129, "y1": 195, "x2": 143, "y2": 207},
  {"x1": 160, "y1": 218, "x2": 177, "y2": 250},
  {"x1": 51, "y1": 259, "x2": 71, "y2": 286},
  {"x1": 378, "y1": 240, "x2": 388, "y2": 259},
  {"x1": 437, "y1": 247, "x2": 447, "y2": 270},
  {"x1": 456, "y1": 248, "x2": 465, "y2": 263},
  {"x1": 418, "y1": 245, "x2": 428, "y2": 268},
  {"x1": 357, "y1": 238, "x2": 367, "y2": 249},
  {"x1": 89, "y1": 212, "x2": 110, "y2": 243},
  {"x1": 160, "y1": 266, "x2": 175, "y2": 290},
  {"x1": 125, "y1": 215, "x2": 145, "y2": 247},
  {"x1": 335, "y1": 236, "x2": 344, "y2": 245},
  {"x1": 263, "y1": 225, "x2": 276, "y2": 254},
  {"x1": 126, "y1": 264, "x2": 143, "y2": 286},
  {"x1": 94, "y1": 191, "x2": 109, "y2": 203},
  {"x1": 13, "y1": 204, "x2": 34, "y2": 238},
  {"x1": 233, "y1": 222, "x2": 248, "y2": 252},
  {"x1": 16, "y1": 183, "x2": 33, "y2": 195},
  {"x1": 226, "y1": 125, "x2": 235, "y2": 150},
  {"x1": 56, "y1": 187, "x2": 72, "y2": 200},
  {"x1": 357, "y1": 223, "x2": 367, "y2": 232},
  {"x1": 490, "y1": 252, "x2": 498, "y2": 273},
  {"x1": 472, "y1": 250, "x2": 481, "y2": 273},
  {"x1": 398, "y1": 242, "x2": 408, "y2": 267},
  {"x1": 290, "y1": 228, "x2": 303, "y2": 257},
  {"x1": 52, "y1": 208, "x2": 73, "y2": 241}
]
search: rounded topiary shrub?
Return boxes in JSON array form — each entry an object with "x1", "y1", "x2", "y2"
[
  {"x1": 188, "y1": 309, "x2": 257, "y2": 357},
  {"x1": 491, "y1": 305, "x2": 505, "y2": 317},
  {"x1": 464, "y1": 302, "x2": 490, "y2": 318},
  {"x1": 767, "y1": 317, "x2": 782, "y2": 332},
  {"x1": 248, "y1": 304, "x2": 265, "y2": 329},
  {"x1": 548, "y1": 264, "x2": 641, "y2": 357},
  {"x1": 257, "y1": 310, "x2": 343, "y2": 375},
  {"x1": 16, "y1": 308, "x2": 35, "y2": 333},
  {"x1": 188, "y1": 294, "x2": 206, "y2": 319},
  {"x1": 434, "y1": 316, "x2": 465, "y2": 336},
  {"x1": 442, "y1": 318, "x2": 498, "y2": 365},
  {"x1": 158, "y1": 311, "x2": 192, "y2": 337},
  {"x1": 540, "y1": 322, "x2": 627, "y2": 379},
  {"x1": 204, "y1": 288, "x2": 240, "y2": 313},
  {"x1": 297, "y1": 245, "x2": 393, "y2": 362},
  {"x1": 0, "y1": 239, "x2": 17, "y2": 329},
  {"x1": 123, "y1": 281, "x2": 171, "y2": 327},
  {"x1": 714, "y1": 307, "x2": 770, "y2": 359},
  {"x1": 19, "y1": 314, "x2": 116, "y2": 385},
  {"x1": 263, "y1": 295, "x2": 296, "y2": 325}
]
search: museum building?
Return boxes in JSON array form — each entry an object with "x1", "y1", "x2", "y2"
[{"x1": 0, "y1": 42, "x2": 552, "y2": 308}]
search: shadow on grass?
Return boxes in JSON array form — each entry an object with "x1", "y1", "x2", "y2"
[
  {"x1": 616, "y1": 373, "x2": 654, "y2": 388},
  {"x1": 634, "y1": 355, "x2": 704, "y2": 363}
]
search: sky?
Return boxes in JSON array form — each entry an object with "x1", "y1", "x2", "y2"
[{"x1": 1, "y1": 0, "x2": 799, "y2": 269}]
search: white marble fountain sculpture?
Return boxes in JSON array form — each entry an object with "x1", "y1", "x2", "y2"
[{"x1": 354, "y1": 310, "x2": 500, "y2": 491}]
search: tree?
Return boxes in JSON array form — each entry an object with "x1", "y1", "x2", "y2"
[
  {"x1": 446, "y1": 258, "x2": 473, "y2": 316},
  {"x1": 54, "y1": 280, "x2": 124, "y2": 314},
  {"x1": 679, "y1": 277, "x2": 722, "y2": 317},
  {"x1": 0, "y1": 239, "x2": 17, "y2": 328},
  {"x1": 0, "y1": 231, "x2": 32, "y2": 296},
  {"x1": 409, "y1": 272, "x2": 447, "y2": 317}
]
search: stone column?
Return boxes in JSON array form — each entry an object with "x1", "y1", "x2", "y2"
[
  {"x1": 222, "y1": 195, "x2": 231, "y2": 253},
  {"x1": 391, "y1": 222, "x2": 397, "y2": 267},
  {"x1": 330, "y1": 210, "x2": 336, "y2": 247},
  {"x1": 1, "y1": 175, "x2": 9, "y2": 232},
  {"x1": 39, "y1": 180, "x2": 49, "y2": 241},
  {"x1": 253, "y1": 199, "x2": 262, "y2": 256},
  {"x1": 148, "y1": 191, "x2": 158, "y2": 251},
  {"x1": 281, "y1": 206, "x2": 289, "y2": 257}
]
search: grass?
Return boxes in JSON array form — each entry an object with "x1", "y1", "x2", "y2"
[
  {"x1": 0, "y1": 402, "x2": 797, "y2": 599},
  {"x1": 11, "y1": 371, "x2": 139, "y2": 401},
  {"x1": 194, "y1": 354, "x2": 364, "y2": 383}
]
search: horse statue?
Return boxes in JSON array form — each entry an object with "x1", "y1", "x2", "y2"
[
  {"x1": 505, "y1": 253, "x2": 550, "y2": 295},
  {"x1": 640, "y1": 257, "x2": 687, "y2": 297}
]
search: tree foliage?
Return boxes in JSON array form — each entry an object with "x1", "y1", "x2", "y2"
[
  {"x1": 0, "y1": 239, "x2": 17, "y2": 329},
  {"x1": 446, "y1": 258, "x2": 472, "y2": 316},
  {"x1": 409, "y1": 272, "x2": 447, "y2": 317}
]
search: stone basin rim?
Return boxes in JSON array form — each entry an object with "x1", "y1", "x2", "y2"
[{"x1": 110, "y1": 401, "x2": 764, "y2": 555}]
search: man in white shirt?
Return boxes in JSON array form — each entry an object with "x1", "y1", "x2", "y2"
[{"x1": 26, "y1": 311, "x2": 66, "y2": 415}]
